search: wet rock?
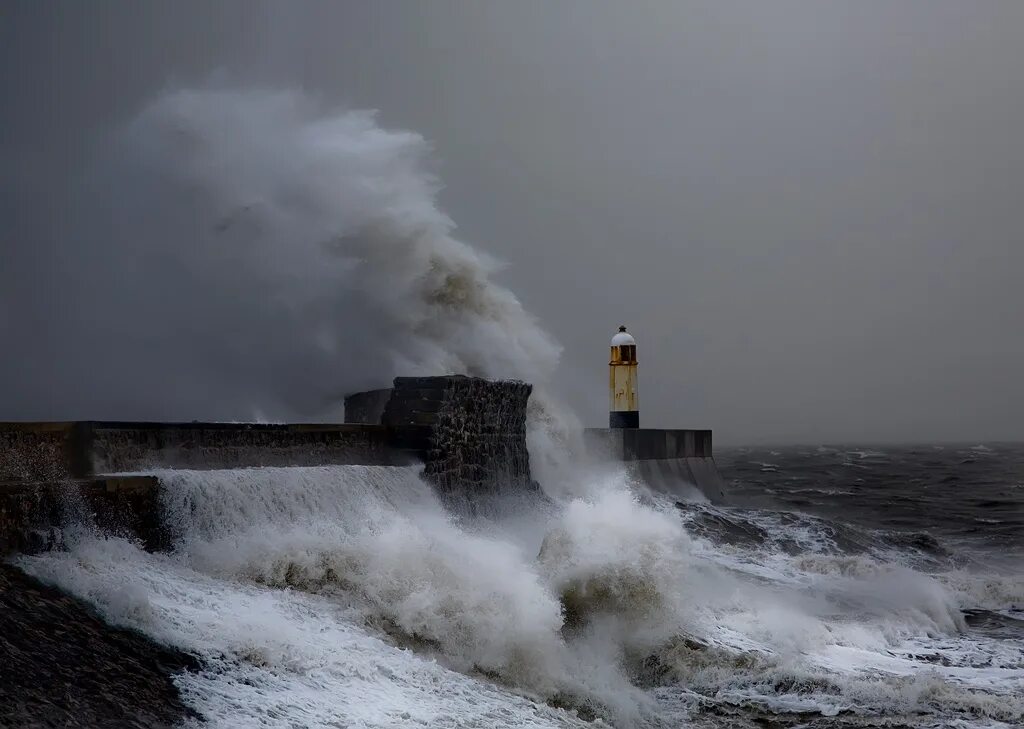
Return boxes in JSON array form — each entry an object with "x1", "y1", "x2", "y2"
[{"x1": 0, "y1": 564, "x2": 198, "y2": 728}]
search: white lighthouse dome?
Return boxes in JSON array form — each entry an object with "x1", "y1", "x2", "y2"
[{"x1": 611, "y1": 325, "x2": 636, "y2": 346}]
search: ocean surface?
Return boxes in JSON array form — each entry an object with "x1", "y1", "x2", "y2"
[{"x1": 14, "y1": 443, "x2": 1023, "y2": 728}]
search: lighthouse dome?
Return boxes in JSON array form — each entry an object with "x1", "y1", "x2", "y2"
[{"x1": 611, "y1": 326, "x2": 636, "y2": 346}]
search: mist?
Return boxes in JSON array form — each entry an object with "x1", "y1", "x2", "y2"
[
  {"x1": 1, "y1": 87, "x2": 561, "y2": 421},
  {"x1": 2, "y1": 1, "x2": 1023, "y2": 443}
]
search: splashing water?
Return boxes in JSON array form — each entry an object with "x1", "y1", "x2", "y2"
[
  {"x1": 17, "y1": 461, "x2": 1024, "y2": 728},
  {"x1": 9, "y1": 87, "x2": 561, "y2": 421},
  {"x1": 9, "y1": 88, "x2": 1023, "y2": 728}
]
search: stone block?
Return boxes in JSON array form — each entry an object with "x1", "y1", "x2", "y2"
[
  {"x1": 582, "y1": 427, "x2": 726, "y2": 503},
  {"x1": 344, "y1": 389, "x2": 392, "y2": 425},
  {"x1": 383, "y1": 375, "x2": 533, "y2": 492}
]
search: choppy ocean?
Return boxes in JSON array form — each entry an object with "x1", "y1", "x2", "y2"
[{"x1": 13, "y1": 443, "x2": 1023, "y2": 728}]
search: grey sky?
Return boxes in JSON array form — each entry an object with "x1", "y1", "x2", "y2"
[{"x1": 2, "y1": 2, "x2": 1023, "y2": 443}]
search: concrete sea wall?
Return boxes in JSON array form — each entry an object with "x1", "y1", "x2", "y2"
[
  {"x1": 383, "y1": 376, "x2": 533, "y2": 492},
  {"x1": 0, "y1": 376, "x2": 533, "y2": 554},
  {"x1": 346, "y1": 376, "x2": 534, "y2": 491},
  {"x1": 0, "y1": 377, "x2": 725, "y2": 727},
  {"x1": 584, "y1": 427, "x2": 714, "y2": 460},
  {"x1": 1, "y1": 378, "x2": 726, "y2": 553},
  {"x1": 0, "y1": 475, "x2": 163, "y2": 554},
  {"x1": 0, "y1": 421, "x2": 400, "y2": 482},
  {"x1": 584, "y1": 428, "x2": 727, "y2": 503},
  {"x1": 343, "y1": 389, "x2": 392, "y2": 427}
]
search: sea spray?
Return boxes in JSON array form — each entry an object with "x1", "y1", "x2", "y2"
[
  {"x1": 154, "y1": 466, "x2": 645, "y2": 710},
  {"x1": 538, "y1": 487, "x2": 690, "y2": 630},
  {"x1": 18, "y1": 462, "x2": 1024, "y2": 727},
  {"x1": 18, "y1": 532, "x2": 590, "y2": 729},
  {"x1": 25, "y1": 87, "x2": 562, "y2": 422}
]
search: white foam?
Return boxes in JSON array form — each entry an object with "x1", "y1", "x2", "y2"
[
  {"x1": 15, "y1": 463, "x2": 1024, "y2": 727},
  {"x1": 17, "y1": 535, "x2": 589, "y2": 729}
]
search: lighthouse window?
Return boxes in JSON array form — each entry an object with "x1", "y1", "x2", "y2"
[{"x1": 620, "y1": 345, "x2": 635, "y2": 361}]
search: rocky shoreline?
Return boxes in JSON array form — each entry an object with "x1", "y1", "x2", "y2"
[{"x1": 0, "y1": 564, "x2": 198, "y2": 728}]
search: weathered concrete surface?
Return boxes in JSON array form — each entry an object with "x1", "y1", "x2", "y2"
[
  {"x1": 0, "y1": 422, "x2": 85, "y2": 482},
  {"x1": 634, "y1": 458, "x2": 727, "y2": 503},
  {"x1": 0, "y1": 421, "x2": 402, "y2": 481},
  {"x1": 0, "y1": 376, "x2": 542, "y2": 728},
  {"x1": 383, "y1": 376, "x2": 534, "y2": 492},
  {"x1": 344, "y1": 388, "x2": 392, "y2": 425},
  {"x1": 1, "y1": 377, "x2": 538, "y2": 552},
  {"x1": 90, "y1": 422, "x2": 404, "y2": 473},
  {"x1": 584, "y1": 427, "x2": 713, "y2": 460},
  {"x1": 0, "y1": 421, "x2": 402, "y2": 555},
  {"x1": 585, "y1": 428, "x2": 727, "y2": 503},
  {"x1": 0, "y1": 564, "x2": 199, "y2": 728},
  {"x1": 0, "y1": 476, "x2": 165, "y2": 554}
]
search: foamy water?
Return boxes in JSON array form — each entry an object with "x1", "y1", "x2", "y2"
[{"x1": 16, "y1": 461, "x2": 1024, "y2": 728}]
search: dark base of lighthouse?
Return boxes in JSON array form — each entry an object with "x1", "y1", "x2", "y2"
[{"x1": 609, "y1": 411, "x2": 639, "y2": 429}]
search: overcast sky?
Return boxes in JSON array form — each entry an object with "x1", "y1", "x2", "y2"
[{"x1": 3, "y1": 2, "x2": 1023, "y2": 444}]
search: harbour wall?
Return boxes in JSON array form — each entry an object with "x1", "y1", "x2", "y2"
[
  {"x1": 1, "y1": 375, "x2": 724, "y2": 554},
  {"x1": 0, "y1": 421, "x2": 400, "y2": 483},
  {"x1": 381, "y1": 376, "x2": 533, "y2": 492},
  {"x1": 0, "y1": 376, "x2": 532, "y2": 554},
  {"x1": 0, "y1": 421, "x2": 403, "y2": 554},
  {"x1": 584, "y1": 428, "x2": 727, "y2": 503}
]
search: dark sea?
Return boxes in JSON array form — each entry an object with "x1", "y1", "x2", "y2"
[
  {"x1": 676, "y1": 442, "x2": 1024, "y2": 727},
  {"x1": 718, "y1": 444, "x2": 1024, "y2": 558}
]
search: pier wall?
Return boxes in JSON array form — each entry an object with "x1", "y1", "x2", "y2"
[
  {"x1": 0, "y1": 476, "x2": 163, "y2": 554},
  {"x1": 343, "y1": 389, "x2": 392, "y2": 427},
  {"x1": 0, "y1": 422, "x2": 399, "y2": 482},
  {"x1": 584, "y1": 428, "x2": 727, "y2": 503},
  {"x1": 383, "y1": 376, "x2": 533, "y2": 492},
  {"x1": 0, "y1": 376, "x2": 533, "y2": 554},
  {"x1": 2, "y1": 382, "x2": 726, "y2": 554}
]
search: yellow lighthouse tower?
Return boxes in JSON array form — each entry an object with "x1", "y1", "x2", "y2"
[{"x1": 609, "y1": 325, "x2": 639, "y2": 428}]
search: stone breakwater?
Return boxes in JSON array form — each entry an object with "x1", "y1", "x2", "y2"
[
  {"x1": 2, "y1": 375, "x2": 728, "y2": 554},
  {"x1": 1, "y1": 376, "x2": 535, "y2": 555},
  {"x1": 0, "y1": 421, "x2": 401, "y2": 483},
  {"x1": 0, "y1": 375, "x2": 728, "y2": 726},
  {"x1": 583, "y1": 427, "x2": 727, "y2": 503},
  {"x1": 381, "y1": 376, "x2": 534, "y2": 492},
  {"x1": 0, "y1": 375, "x2": 536, "y2": 727}
]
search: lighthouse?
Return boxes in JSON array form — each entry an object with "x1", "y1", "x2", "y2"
[{"x1": 609, "y1": 325, "x2": 639, "y2": 428}]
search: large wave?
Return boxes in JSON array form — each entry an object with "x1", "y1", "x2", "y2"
[
  {"x1": 3, "y1": 88, "x2": 560, "y2": 421},
  {"x1": 18, "y1": 464, "x2": 1024, "y2": 727}
]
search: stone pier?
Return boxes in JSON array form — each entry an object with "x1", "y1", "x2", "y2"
[
  {"x1": 382, "y1": 376, "x2": 533, "y2": 492},
  {"x1": 584, "y1": 427, "x2": 727, "y2": 503},
  {"x1": 1, "y1": 376, "x2": 536, "y2": 554}
]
